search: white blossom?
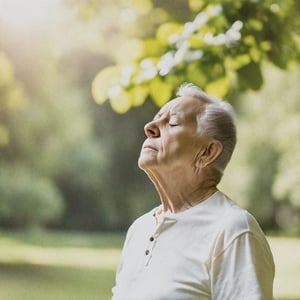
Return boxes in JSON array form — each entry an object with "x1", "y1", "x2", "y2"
[
  {"x1": 120, "y1": 65, "x2": 135, "y2": 86},
  {"x1": 174, "y1": 41, "x2": 189, "y2": 64},
  {"x1": 186, "y1": 50, "x2": 203, "y2": 62},
  {"x1": 232, "y1": 20, "x2": 243, "y2": 31},
  {"x1": 108, "y1": 85, "x2": 122, "y2": 98},
  {"x1": 211, "y1": 4, "x2": 223, "y2": 16},
  {"x1": 182, "y1": 22, "x2": 198, "y2": 39},
  {"x1": 194, "y1": 12, "x2": 208, "y2": 28},
  {"x1": 157, "y1": 51, "x2": 176, "y2": 76},
  {"x1": 225, "y1": 20, "x2": 243, "y2": 45},
  {"x1": 168, "y1": 33, "x2": 180, "y2": 44},
  {"x1": 133, "y1": 59, "x2": 157, "y2": 84},
  {"x1": 226, "y1": 29, "x2": 241, "y2": 44},
  {"x1": 204, "y1": 20, "x2": 243, "y2": 46}
]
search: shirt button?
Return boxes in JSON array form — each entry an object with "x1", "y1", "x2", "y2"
[
  {"x1": 145, "y1": 250, "x2": 150, "y2": 255},
  {"x1": 149, "y1": 236, "x2": 154, "y2": 242}
]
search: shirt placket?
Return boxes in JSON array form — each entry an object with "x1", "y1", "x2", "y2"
[{"x1": 143, "y1": 216, "x2": 177, "y2": 266}]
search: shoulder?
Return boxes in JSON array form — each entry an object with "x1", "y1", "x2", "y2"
[
  {"x1": 214, "y1": 191, "x2": 262, "y2": 232},
  {"x1": 212, "y1": 192, "x2": 267, "y2": 251},
  {"x1": 124, "y1": 206, "x2": 158, "y2": 243},
  {"x1": 129, "y1": 206, "x2": 157, "y2": 229}
]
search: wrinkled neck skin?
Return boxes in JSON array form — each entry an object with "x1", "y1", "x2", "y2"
[{"x1": 144, "y1": 166, "x2": 219, "y2": 214}]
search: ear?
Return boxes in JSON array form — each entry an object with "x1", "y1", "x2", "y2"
[{"x1": 197, "y1": 140, "x2": 223, "y2": 168}]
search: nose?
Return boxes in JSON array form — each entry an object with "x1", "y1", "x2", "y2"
[{"x1": 144, "y1": 120, "x2": 160, "y2": 138}]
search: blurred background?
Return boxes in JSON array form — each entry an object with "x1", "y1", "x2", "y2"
[{"x1": 0, "y1": 0, "x2": 299, "y2": 299}]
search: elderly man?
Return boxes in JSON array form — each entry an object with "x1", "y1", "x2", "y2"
[{"x1": 112, "y1": 83, "x2": 275, "y2": 300}]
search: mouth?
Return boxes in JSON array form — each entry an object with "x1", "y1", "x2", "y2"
[{"x1": 143, "y1": 144, "x2": 157, "y2": 151}]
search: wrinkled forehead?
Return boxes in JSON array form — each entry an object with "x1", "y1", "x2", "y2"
[{"x1": 157, "y1": 96, "x2": 206, "y2": 118}]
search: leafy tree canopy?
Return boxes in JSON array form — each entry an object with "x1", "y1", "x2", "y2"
[
  {"x1": 92, "y1": 0, "x2": 300, "y2": 113},
  {"x1": 0, "y1": 52, "x2": 28, "y2": 146}
]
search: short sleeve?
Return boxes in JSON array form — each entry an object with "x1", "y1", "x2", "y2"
[{"x1": 211, "y1": 232, "x2": 275, "y2": 300}]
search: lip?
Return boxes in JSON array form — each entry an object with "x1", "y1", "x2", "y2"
[{"x1": 143, "y1": 144, "x2": 157, "y2": 151}]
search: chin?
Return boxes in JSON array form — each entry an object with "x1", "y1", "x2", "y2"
[
  {"x1": 138, "y1": 157, "x2": 147, "y2": 170},
  {"x1": 138, "y1": 156, "x2": 157, "y2": 170}
]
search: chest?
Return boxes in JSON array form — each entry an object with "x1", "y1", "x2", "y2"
[{"x1": 117, "y1": 220, "x2": 217, "y2": 300}]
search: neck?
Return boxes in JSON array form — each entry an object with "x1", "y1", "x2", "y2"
[{"x1": 145, "y1": 167, "x2": 218, "y2": 214}]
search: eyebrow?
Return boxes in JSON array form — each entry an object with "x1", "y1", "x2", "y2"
[
  {"x1": 153, "y1": 112, "x2": 161, "y2": 120},
  {"x1": 153, "y1": 111, "x2": 182, "y2": 121}
]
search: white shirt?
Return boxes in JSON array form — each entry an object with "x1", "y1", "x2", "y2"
[{"x1": 112, "y1": 191, "x2": 275, "y2": 300}]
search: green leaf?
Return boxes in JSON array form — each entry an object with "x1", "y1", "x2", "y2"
[
  {"x1": 189, "y1": 34, "x2": 206, "y2": 48},
  {"x1": 248, "y1": 19, "x2": 263, "y2": 31},
  {"x1": 260, "y1": 41, "x2": 271, "y2": 51},
  {"x1": 109, "y1": 89, "x2": 131, "y2": 114},
  {"x1": 226, "y1": 55, "x2": 251, "y2": 70},
  {"x1": 142, "y1": 39, "x2": 162, "y2": 57},
  {"x1": 243, "y1": 35, "x2": 256, "y2": 46},
  {"x1": 149, "y1": 77, "x2": 173, "y2": 107},
  {"x1": 131, "y1": 85, "x2": 149, "y2": 107},
  {"x1": 165, "y1": 74, "x2": 185, "y2": 88},
  {"x1": 237, "y1": 61, "x2": 263, "y2": 90},
  {"x1": 92, "y1": 66, "x2": 120, "y2": 104},
  {"x1": 186, "y1": 62, "x2": 207, "y2": 88},
  {"x1": 129, "y1": 0, "x2": 153, "y2": 14},
  {"x1": 188, "y1": 0, "x2": 205, "y2": 12},
  {"x1": 205, "y1": 76, "x2": 230, "y2": 98},
  {"x1": 116, "y1": 39, "x2": 144, "y2": 64},
  {"x1": 156, "y1": 22, "x2": 183, "y2": 46},
  {"x1": 250, "y1": 47, "x2": 261, "y2": 62}
]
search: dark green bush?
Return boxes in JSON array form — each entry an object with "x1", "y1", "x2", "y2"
[{"x1": 0, "y1": 165, "x2": 64, "y2": 228}]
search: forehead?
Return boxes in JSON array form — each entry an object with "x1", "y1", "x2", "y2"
[{"x1": 157, "y1": 96, "x2": 205, "y2": 117}]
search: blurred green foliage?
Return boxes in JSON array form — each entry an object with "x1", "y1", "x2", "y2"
[
  {"x1": 0, "y1": 165, "x2": 64, "y2": 228},
  {"x1": 92, "y1": 0, "x2": 300, "y2": 112},
  {"x1": 0, "y1": 0, "x2": 299, "y2": 234},
  {"x1": 220, "y1": 65, "x2": 300, "y2": 235},
  {"x1": 0, "y1": 52, "x2": 28, "y2": 146}
]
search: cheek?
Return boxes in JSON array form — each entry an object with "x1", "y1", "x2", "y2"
[
  {"x1": 176, "y1": 136, "x2": 201, "y2": 160},
  {"x1": 161, "y1": 135, "x2": 193, "y2": 159}
]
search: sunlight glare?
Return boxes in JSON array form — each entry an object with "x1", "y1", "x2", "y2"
[{"x1": 0, "y1": 0, "x2": 59, "y2": 29}]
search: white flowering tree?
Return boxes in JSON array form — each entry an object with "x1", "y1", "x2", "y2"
[{"x1": 92, "y1": 0, "x2": 299, "y2": 112}]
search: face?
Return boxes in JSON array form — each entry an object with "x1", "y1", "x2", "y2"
[{"x1": 138, "y1": 96, "x2": 209, "y2": 173}]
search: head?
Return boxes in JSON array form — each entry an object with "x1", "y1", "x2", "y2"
[
  {"x1": 138, "y1": 83, "x2": 236, "y2": 183},
  {"x1": 177, "y1": 83, "x2": 237, "y2": 179}
]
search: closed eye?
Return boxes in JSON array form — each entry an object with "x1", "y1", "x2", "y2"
[{"x1": 169, "y1": 123, "x2": 179, "y2": 127}]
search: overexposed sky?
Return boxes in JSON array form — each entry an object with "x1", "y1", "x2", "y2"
[{"x1": 0, "y1": 0, "x2": 60, "y2": 29}]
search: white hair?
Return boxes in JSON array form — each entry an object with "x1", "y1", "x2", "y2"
[{"x1": 177, "y1": 83, "x2": 237, "y2": 176}]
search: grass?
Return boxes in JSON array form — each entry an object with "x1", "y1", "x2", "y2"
[
  {"x1": 0, "y1": 263, "x2": 115, "y2": 300},
  {"x1": 0, "y1": 230, "x2": 124, "y2": 300},
  {"x1": 0, "y1": 230, "x2": 299, "y2": 300},
  {"x1": 268, "y1": 236, "x2": 300, "y2": 300}
]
